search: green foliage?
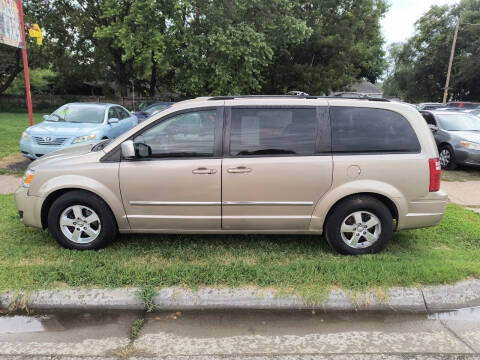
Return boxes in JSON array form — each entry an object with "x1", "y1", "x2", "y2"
[
  {"x1": 10, "y1": 0, "x2": 387, "y2": 97},
  {"x1": 384, "y1": 0, "x2": 480, "y2": 102},
  {"x1": 5, "y1": 68, "x2": 56, "y2": 95},
  {"x1": 135, "y1": 286, "x2": 157, "y2": 312}
]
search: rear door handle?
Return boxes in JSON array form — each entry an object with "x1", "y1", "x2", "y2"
[
  {"x1": 192, "y1": 167, "x2": 217, "y2": 175},
  {"x1": 227, "y1": 166, "x2": 252, "y2": 174}
]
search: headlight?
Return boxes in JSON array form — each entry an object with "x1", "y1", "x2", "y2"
[
  {"x1": 22, "y1": 169, "x2": 35, "y2": 188},
  {"x1": 72, "y1": 134, "x2": 96, "y2": 144},
  {"x1": 461, "y1": 141, "x2": 480, "y2": 151},
  {"x1": 21, "y1": 131, "x2": 29, "y2": 141}
]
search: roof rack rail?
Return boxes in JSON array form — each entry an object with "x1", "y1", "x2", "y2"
[{"x1": 207, "y1": 94, "x2": 390, "y2": 102}]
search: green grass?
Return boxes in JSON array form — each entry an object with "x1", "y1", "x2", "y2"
[
  {"x1": 0, "y1": 112, "x2": 46, "y2": 159},
  {"x1": 1, "y1": 194, "x2": 479, "y2": 297}
]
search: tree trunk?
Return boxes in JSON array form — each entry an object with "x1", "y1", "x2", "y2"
[
  {"x1": 0, "y1": 49, "x2": 23, "y2": 95},
  {"x1": 149, "y1": 50, "x2": 158, "y2": 97}
]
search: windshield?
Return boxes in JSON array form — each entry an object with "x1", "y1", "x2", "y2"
[
  {"x1": 143, "y1": 104, "x2": 169, "y2": 116},
  {"x1": 47, "y1": 105, "x2": 106, "y2": 124},
  {"x1": 437, "y1": 114, "x2": 480, "y2": 131}
]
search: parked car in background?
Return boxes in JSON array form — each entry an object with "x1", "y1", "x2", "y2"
[
  {"x1": 417, "y1": 103, "x2": 444, "y2": 110},
  {"x1": 134, "y1": 102, "x2": 174, "y2": 122},
  {"x1": 464, "y1": 109, "x2": 480, "y2": 118},
  {"x1": 447, "y1": 102, "x2": 480, "y2": 109},
  {"x1": 20, "y1": 103, "x2": 137, "y2": 160},
  {"x1": 15, "y1": 96, "x2": 447, "y2": 255},
  {"x1": 421, "y1": 110, "x2": 480, "y2": 169}
]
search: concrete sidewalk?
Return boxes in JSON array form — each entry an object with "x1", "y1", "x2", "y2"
[
  {"x1": 442, "y1": 181, "x2": 480, "y2": 207},
  {"x1": 0, "y1": 175, "x2": 21, "y2": 195}
]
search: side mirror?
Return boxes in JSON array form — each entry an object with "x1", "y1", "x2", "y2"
[
  {"x1": 134, "y1": 142, "x2": 152, "y2": 158},
  {"x1": 429, "y1": 124, "x2": 439, "y2": 132},
  {"x1": 43, "y1": 115, "x2": 50, "y2": 121},
  {"x1": 121, "y1": 140, "x2": 135, "y2": 159},
  {"x1": 108, "y1": 117, "x2": 119, "y2": 124}
]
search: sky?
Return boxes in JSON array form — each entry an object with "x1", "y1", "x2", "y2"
[{"x1": 381, "y1": 0, "x2": 460, "y2": 46}]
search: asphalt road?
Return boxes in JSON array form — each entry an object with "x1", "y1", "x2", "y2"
[{"x1": 1, "y1": 308, "x2": 480, "y2": 359}]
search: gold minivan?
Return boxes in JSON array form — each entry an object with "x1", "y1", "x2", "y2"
[{"x1": 15, "y1": 96, "x2": 447, "y2": 255}]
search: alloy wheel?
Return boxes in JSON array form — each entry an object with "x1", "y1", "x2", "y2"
[
  {"x1": 440, "y1": 149, "x2": 451, "y2": 167},
  {"x1": 59, "y1": 205, "x2": 102, "y2": 244},
  {"x1": 340, "y1": 211, "x2": 382, "y2": 249}
]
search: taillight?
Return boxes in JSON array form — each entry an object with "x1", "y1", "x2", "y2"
[{"x1": 429, "y1": 158, "x2": 441, "y2": 192}]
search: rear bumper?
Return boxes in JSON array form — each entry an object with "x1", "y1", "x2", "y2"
[
  {"x1": 15, "y1": 186, "x2": 44, "y2": 229},
  {"x1": 398, "y1": 190, "x2": 448, "y2": 230}
]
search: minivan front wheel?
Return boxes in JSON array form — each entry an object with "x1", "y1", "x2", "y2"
[
  {"x1": 48, "y1": 190, "x2": 117, "y2": 250},
  {"x1": 324, "y1": 196, "x2": 393, "y2": 255}
]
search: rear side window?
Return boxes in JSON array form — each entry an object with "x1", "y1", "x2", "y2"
[
  {"x1": 331, "y1": 107, "x2": 421, "y2": 153},
  {"x1": 230, "y1": 108, "x2": 318, "y2": 156}
]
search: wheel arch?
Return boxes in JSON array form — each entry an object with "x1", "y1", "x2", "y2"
[
  {"x1": 322, "y1": 193, "x2": 399, "y2": 232},
  {"x1": 39, "y1": 183, "x2": 127, "y2": 230},
  {"x1": 310, "y1": 181, "x2": 405, "y2": 233}
]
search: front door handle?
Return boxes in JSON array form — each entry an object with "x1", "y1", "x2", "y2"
[
  {"x1": 192, "y1": 167, "x2": 217, "y2": 175},
  {"x1": 227, "y1": 166, "x2": 252, "y2": 174}
]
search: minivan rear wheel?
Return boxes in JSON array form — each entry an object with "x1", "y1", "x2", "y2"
[
  {"x1": 324, "y1": 196, "x2": 393, "y2": 255},
  {"x1": 48, "y1": 190, "x2": 117, "y2": 250}
]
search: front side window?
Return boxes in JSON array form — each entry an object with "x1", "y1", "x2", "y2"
[
  {"x1": 133, "y1": 110, "x2": 216, "y2": 158},
  {"x1": 421, "y1": 112, "x2": 436, "y2": 126},
  {"x1": 331, "y1": 107, "x2": 421, "y2": 153},
  {"x1": 116, "y1": 107, "x2": 130, "y2": 119},
  {"x1": 108, "y1": 107, "x2": 119, "y2": 120},
  {"x1": 229, "y1": 108, "x2": 318, "y2": 156}
]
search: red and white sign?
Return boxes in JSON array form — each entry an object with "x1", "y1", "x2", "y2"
[{"x1": 0, "y1": 0, "x2": 23, "y2": 48}]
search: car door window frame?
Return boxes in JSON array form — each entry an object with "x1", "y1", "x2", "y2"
[
  {"x1": 116, "y1": 106, "x2": 130, "y2": 120},
  {"x1": 223, "y1": 106, "x2": 331, "y2": 158},
  {"x1": 118, "y1": 106, "x2": 224, "y2": 162}
]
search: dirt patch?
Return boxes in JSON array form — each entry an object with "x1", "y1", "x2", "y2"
[{"x1": 0, "y1": 153, "x2": 30, "y2": 176}]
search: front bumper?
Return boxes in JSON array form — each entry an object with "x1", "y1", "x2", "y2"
[
  {"x1": 20, "y1": 138, "x2": 72, "y2": 160},
  {"x1": 454, "y1": 147, "x2": 480, "y2": 167},
  {"x1": 15, "y1": 186, "x2": 44, "y2": 229}
]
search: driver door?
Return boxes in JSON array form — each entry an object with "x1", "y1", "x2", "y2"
[{"x1": 119, "y1": 108, "x2": 223, "y2": 230}]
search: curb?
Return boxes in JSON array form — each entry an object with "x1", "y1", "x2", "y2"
[{"x1": 1, "y1": 279, "x2": 479, "y2": 313}]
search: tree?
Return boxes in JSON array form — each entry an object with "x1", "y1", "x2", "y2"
[
  {"x1": 384, "y1": 0, "x2": 480, "y2": 102},
  {"x1": 0, "y1": 45, "x2": 23, "y2": 95},
  {"x1": 264, "y1": 0, "x2": 388, "y2": 95}
]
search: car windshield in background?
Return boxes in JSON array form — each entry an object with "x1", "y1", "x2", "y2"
[
  {"x1": 143, "y1": 104, "x2": 169, "y2": 116},
  {"x1": 47, "y1": 105, "x2": 105, "y2": 124},
  {"x1": 437, "y1": 114, "x2": 480, "y2": 131}
]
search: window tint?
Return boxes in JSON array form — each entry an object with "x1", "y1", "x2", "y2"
[
  {"x1": 421, "y1": 112, "x2": 436, "y2": 126},
  {"x1": 230, "y1": 108, "x2": 318, "y2": 156},
  {"x1": 134, "y1": 110, "x2": 216, "y2": 158},
  {"x1": 331, "y1": 107, "x2": 421, "y2": 153},
  {"x1": 116, "y1": 107, "x2": 130, "y2": 119},
  {"x1": 108, "y1": 107, "x2": 119, "y2": 119}
]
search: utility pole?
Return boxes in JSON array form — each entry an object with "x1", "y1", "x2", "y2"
[{"x1": 443, "y1": 17, "x2": 460, "y2": 105}]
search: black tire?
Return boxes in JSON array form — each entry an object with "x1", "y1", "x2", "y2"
[
  {"x1": 439, "y1": 145, "x2": 457, "y2": 170},
  {"x1": 324, "y1": 195, "x2": 393, "y2": 255},
  {"x1": 48, "y1": 190, "x2": 117, "y2": 250}
]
